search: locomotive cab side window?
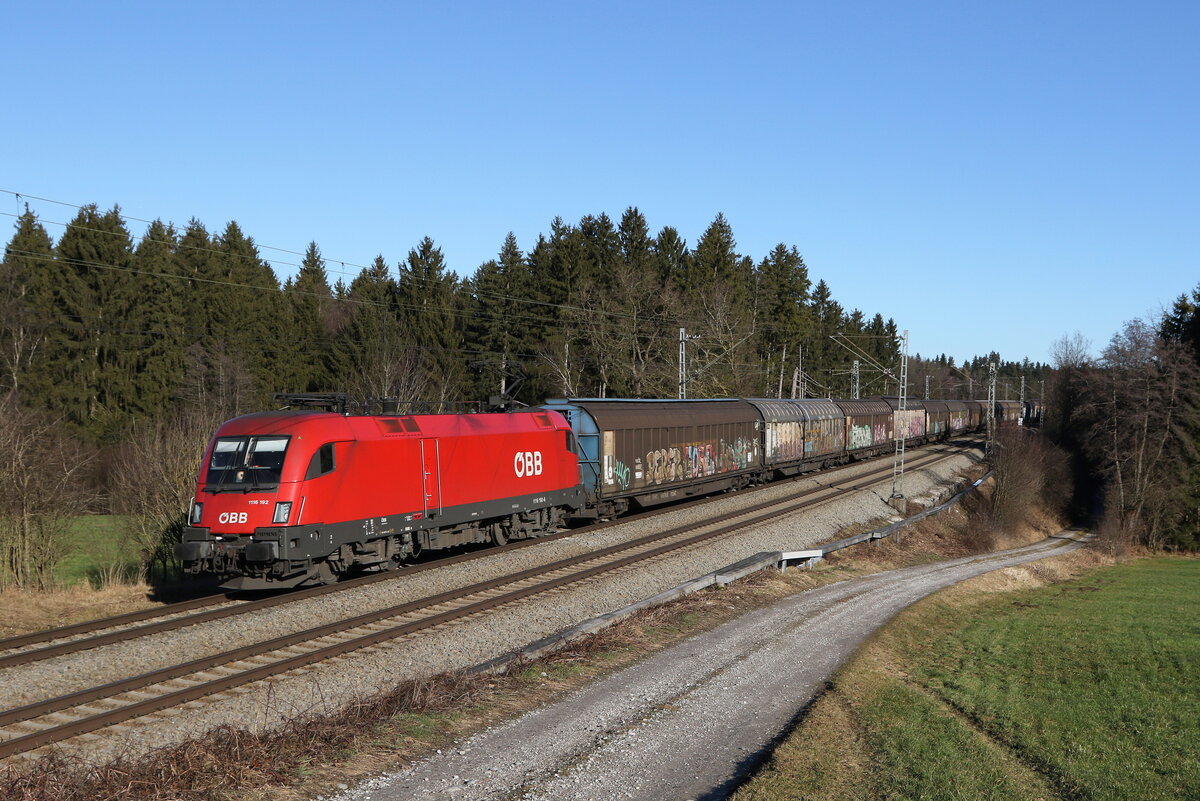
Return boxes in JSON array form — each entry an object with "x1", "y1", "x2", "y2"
[{"x1": 305, "y1": 443, "x2": 337, "y2": 480}]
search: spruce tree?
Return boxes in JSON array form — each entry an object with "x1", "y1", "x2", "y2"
[
  {"x1": 618, "y1": 207, "x2": 654, "y2": 280},
  {"x1": 527, "y1": 222, "x2": 587, "y2": 399},
  {"x1": 688, "y1": 213, "x2": 747, "y2": 303},
  {"x1": 530, "y1": 217, "x2": 583, "y2": 310},
  {"x1": 176, "y1": 219, "x2": 216, "y2": 345},
  {"x1": 469, "y1": 233, "x2": 531, "y2": 401},
  {"x1": 334, "y1": 256, "x2": 429, "y2": 403},
  {"x1": 335, "y1": 256, "x2": 397, "y2": 384},
  {"x1": 682, "y1": 214, "x2": 756, "y2": 395},
  {"x1": 756, "y1": 243, "x2": 812, "y2": 391},
  {"x1": 866, "y1": 313, "x2": 887, "y2": 370},
  {"x1": 577, "y1": 213, "x2": 621, "y2": 291},
  {"x1": 809, "y1": 279, "x2": 844, "y2": 397},
  {"x1": 0, "y1": 209, "x2": 56, "y2": 398},
  {"x1": 1162, "y1": 285, "x2": 1200, "y2": 363},
  {"x1": 884, "y1": 317, "x2": 901, "y2": 368},
  {"x1": 212, "y1": 221, "x2": 282, "y2": 407},
  {"x1": 53, "y1": 205, "x2": 136, "y2": 435},
  {"x1": 652, "y1": 226, "x2": 688, "y2": 290},
  {"x1": 126, "y1": 220, "x2": 187, "y2": 417},
  {"x1": 398, "y1": 236, "x2": 466, "y2": 404},
  {"x1": 287, "y1": 242, "x2": 333, "y2": 391}
]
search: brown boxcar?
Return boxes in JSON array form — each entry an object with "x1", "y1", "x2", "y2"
[
  {"x1": 745, "y1": 398, "x2": 846, "y2": 473},
  {"x1": 995, "y1": 400, "x2": 1024, "y2": 425},
  {"x1": 923, "y1": 400, "x2": 951, "y2": 437},
  {"x1": 945, "y1": 400, "x2": 968, "y2": 432},
  {"x1": 962, "y1": 400, "x2": 986, "y2": 430},
  {"x1": 542, "y1": 399, "x2": 761, "y2": 510},
  {"x1": 833, "y1": 399, "x2": 894, "y2": 454},
  {"x1": 877, "y1": 397, "x2": 926, "y2": 442}
]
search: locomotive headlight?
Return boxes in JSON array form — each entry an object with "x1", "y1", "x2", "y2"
[
  {"x1": 189, "y1": 502, "x2": 203, "y2": 525},
  {"x1": 273, "y1": 501, "x2": 293, "y2": 524}
]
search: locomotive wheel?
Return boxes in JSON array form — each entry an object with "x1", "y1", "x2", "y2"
[{"x1": 314, "y1": 560, "x2": 338, "y2": 585}]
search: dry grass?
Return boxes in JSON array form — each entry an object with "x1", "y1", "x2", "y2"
[
  {"x1": 739, "y1": 688, "x2": 874, "y2": 801},
  {"x1": 1, "y1": 469, "x2": 1078, "y2": 801},
  {"x1": 0, "y1": 583, "x2": 156, "y2": 640}
]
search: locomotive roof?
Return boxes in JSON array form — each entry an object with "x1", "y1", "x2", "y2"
[
  {"x1": 214, "y1": 408, "x2": 569, "y2": 440},
  {"x1": 214, "y1": 411, "x2": 353, "y2": 438}
]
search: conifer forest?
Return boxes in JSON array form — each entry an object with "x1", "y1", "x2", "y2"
[{"x1": 1, "y1": 202, "x2": 1195, "y2": 589}]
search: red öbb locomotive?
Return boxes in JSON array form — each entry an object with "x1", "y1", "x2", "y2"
[{"x1": 177, "y1": 401, "x2": 584, "y2": 590}]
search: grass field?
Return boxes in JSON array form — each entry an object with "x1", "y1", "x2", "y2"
[
  {"x1": 735, "y1": 556, "x2": 1200, "y2": 801},
  {"x1": 54, "y1": 515, "x2": 140, "y2": 587}
]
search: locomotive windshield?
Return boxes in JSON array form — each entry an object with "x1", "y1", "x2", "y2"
[{"x1": 205, "y1": 436, "x2": 291, "y2": 491}]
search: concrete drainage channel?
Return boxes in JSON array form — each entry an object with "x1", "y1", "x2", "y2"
[{"x1": 472, "y1": 470, "x2": 994, "y2": 674}]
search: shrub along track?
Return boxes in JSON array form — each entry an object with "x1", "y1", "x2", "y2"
[{"x1": 0, "y1": 443, "x2": 974, "y2": 762}]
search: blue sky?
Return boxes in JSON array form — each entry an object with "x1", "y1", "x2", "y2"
[{"x1": 2, "y1": 1, "x2": 1196, "y2": 365}]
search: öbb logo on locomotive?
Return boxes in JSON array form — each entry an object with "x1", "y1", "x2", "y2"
[
  {"x1": 514, "y1": 450, "x2": 543, "y2": 477},
  {"x1": 175, "y1": 396, "x2": 1033, "y2": 591}
]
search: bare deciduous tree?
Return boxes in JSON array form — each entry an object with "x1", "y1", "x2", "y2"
[
  {"x1": 0, "y1": 394, "x2": 98, "y2": 590},
  {"x1": 680, "y1": 286, "x2": 758, "y2": 398},
  {"x1": 535, "y1": 332, "x2": 582, "y2": 399},
  {"x1": 1082, "y1": 320, "x2": 1200, "y2": 548},
  {"x1": 344, "y1": 332, "x2": 432, "y2": 412},
  {"x1": 989, "y1": 427, "x2": 1071, "y2": 527},
  {"x1": 573, "y1": 269, "x2": 680, "y2": 398},
  {"x1": 109, "y1": 405, "x2": 225, "y2": 581}
]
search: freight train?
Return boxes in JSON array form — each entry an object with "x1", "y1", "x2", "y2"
[{"x1": 176, "y1": 395, "x2": 1029, "y2": 590}]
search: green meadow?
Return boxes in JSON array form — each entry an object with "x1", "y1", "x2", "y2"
[
  {"x1": 54, "y1": 515, "x2": 141, "y2": 587},
  {"x1": 736, "y1": 557, "x2": 1200, "y2": 801}
]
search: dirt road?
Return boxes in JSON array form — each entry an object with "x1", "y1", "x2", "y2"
[{"x1": 334, "y1": 534, "x2": 1086, "y2": 801}]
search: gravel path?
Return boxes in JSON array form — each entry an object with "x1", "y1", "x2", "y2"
[
  {"x1": 8, "y1": 447, "x2": 979, "y2": 765},
  {"x1": 332, "y1": 533, "x2": 1086, "y2": 801}
]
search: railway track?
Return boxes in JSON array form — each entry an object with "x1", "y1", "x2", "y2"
[
  {"x1": 0, "y1": 444, "x2": 974, "y2": 761},
  {"x1": 0, "y1": 439, "x2": 977, "y2": 670}
]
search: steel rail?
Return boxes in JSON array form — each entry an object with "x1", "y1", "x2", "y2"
[
  {"x1": 0, "y1": 439, "x2": 977, "y2": 668},
  {"x1": 0, "y1": 446, "x2": 969, "y2": 760},
  {"x1": 3, "y1": 447, "x2": 958, "y2": 725}
]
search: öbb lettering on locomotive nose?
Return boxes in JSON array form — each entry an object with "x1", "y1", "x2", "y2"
[{"x1": 514, "y1": 451, "x2": 543, "y2": 477}]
